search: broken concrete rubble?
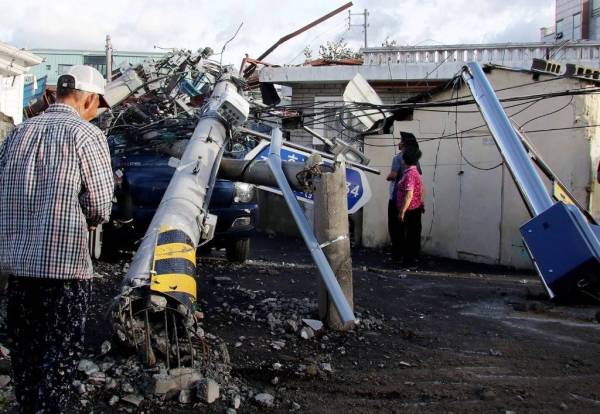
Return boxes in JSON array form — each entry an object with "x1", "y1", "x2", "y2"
[
  {"x1": 300, "y1": 326, "x2": 315, "y2": 339},
  {"x1": 302, "y1": 318, "x2": 324, "y2": 332},
  {"x1": 152, "y1": 367, "x2": 203, "y2": 398},
  {"x1": 108, "y1": 395, "x2": 119, "y2": 406},
  {"x1": 254, "y1": 392, "x2": 275, "y2": 407},
  {"x1": 122, "y1": 393, "x2": 144, "y2": 407},
  {"x1": 77, "y1": 359, "x2": 99, "y2": 376},
  {"x1": 178, "y1": 389, "x2": 192, "y2": 404},
  {"x1": 195, "y1": 378, "x2": 220, "y2": 403},
  {"x1": 100, "y1": 340, "x2": 111, "y2": 355}
]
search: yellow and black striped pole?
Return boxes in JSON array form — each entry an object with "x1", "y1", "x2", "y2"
[{"x1": 150, "y1": 227, "x2": 197, "y2": 308}]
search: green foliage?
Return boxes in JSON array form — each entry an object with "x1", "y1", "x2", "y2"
[{"x1": 318, "y1": 38, "x2": 362, "y2": 60}]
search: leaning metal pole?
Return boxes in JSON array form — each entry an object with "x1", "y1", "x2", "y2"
[
  {"x1": 266, "y1": 128, "x2": 357, "y2": 327},
  {"x1": 461, "y1": 63, "x2": 554, "y2": 217},
  {"x1": 112, "y1": 76, "x2": 241, "y2": 366}
]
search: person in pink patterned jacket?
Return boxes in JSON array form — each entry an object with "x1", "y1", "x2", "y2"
[{"x1": 396, "y1": 146, "x2": 425, "y2": 266}]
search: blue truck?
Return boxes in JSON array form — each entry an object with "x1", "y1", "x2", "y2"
[{"x1": 102, "y1": 138, "x2": 258, "y2": 263}]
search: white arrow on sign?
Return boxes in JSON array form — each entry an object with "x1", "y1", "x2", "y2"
[{"x1": 244, "y1": 140, "x2": 372, "y2": 214}]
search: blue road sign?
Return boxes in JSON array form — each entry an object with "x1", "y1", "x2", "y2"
[{"x1": 245, "y1": 141, "x2": 372, "y2": 214}]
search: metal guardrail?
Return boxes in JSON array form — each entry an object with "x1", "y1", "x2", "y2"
[{"x1": 362, "y1": 42, "x2": 600, "y2": 66}]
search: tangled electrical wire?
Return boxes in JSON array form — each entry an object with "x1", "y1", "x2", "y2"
[
  {"x1": 251, "y1": 71, "x2": 600, "y2": 153},
  {"x1": 96, "y1": 49, "x2": 259, "y2": 159}
]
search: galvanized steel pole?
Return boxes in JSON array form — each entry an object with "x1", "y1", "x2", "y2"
[
  {"x1": 461, "y1": 62, "x2": 554, "y2": 216},
  {"x1": 266, "y1": 128, "x2": 357, "y2": 328}
]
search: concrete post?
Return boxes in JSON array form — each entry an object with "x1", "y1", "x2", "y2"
[{"x1": 314, "y1": 157, "x2": 354, "y2": 330}]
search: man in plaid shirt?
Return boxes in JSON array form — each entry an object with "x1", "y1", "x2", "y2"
[{"x1": 0, "y1": 65, "x2": 113, "y2": 413}]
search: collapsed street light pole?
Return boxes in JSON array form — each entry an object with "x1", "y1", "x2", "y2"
[
  {"x1": 461, "y1": 63, "x2": 554, "y2": 217},
  {"x1": 462, "y1": 62, "x2": 600, "y2": 299},
  {"x1": 266, "y1": 128, "x2": 357, "y2": 328}
]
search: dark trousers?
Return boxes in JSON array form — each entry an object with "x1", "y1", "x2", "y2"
[
  {"x1": 387, "y1": 200, "x2": 401, "y2": 259},
  {"x1": 397, "y1": 207, "x2": 423, "y2": 265},
  {"x1": 7, "y1": 276, "x2": 91, "y2": 414}
]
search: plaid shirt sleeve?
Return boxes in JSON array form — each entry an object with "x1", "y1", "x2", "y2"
[{"x1": 77, "y1": 129, "x2": 114, "y2": 227}]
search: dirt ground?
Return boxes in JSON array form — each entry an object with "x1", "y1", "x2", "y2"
[{"x1": 3, "y1": 233, "x2": 600, "y2": 413}]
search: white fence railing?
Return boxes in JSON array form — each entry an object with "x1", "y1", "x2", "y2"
[{"x1": 362, "y1": 42, "x2": 600, "y2": 66}]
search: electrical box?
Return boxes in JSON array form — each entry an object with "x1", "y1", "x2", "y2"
[
  {"x1": 217, "y1": 89, "x2": 249, "y2": 127},
  {"x1": 520, "y1": 202, "x2": 600, "y2": 298}
]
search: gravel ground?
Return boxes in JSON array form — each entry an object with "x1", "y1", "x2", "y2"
[{"x1": 1, "y1": 233, "x2": 600, "y2": 413}]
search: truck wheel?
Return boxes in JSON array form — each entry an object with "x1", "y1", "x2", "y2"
[{"x1": 226, "y1": 239, "x2": 250, "y2": 263}]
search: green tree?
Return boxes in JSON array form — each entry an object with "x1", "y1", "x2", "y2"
[{"x1": 318, "y1": 38, "x2": 362, "y2": 60}]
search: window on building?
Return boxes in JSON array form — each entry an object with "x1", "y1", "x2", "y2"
[
  {"x1": 573, "y1": 13, "x2": 582, "y2": 40},
  {"x1": 57, "y1": 64, "x2": 73, "y2": 75},
  {"x1": 83, "y1": 55, "x2": 107, "y2": 77},
  {"x1": 313, "y1": 96, "x2": 343, "y2": 147},
  {"x1": 556, "y1": 19, "x2": 564, "y2": 39}
]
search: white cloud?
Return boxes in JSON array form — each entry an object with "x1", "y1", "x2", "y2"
[{"x1": 0, "y1": 0, "x2": 553, "y2": 65}]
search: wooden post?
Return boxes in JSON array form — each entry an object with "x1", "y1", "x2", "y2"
[{"x1": 314, "y1": 157, "x2": 354, "y2": 330}]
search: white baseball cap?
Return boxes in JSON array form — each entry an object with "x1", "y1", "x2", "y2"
[{"x1": 57, "y1": 65, "x2": 110, "y2": 108}]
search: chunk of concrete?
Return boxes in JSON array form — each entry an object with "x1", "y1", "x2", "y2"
[
  {"x1": 0, "y1": 375, "x2": 10, "y2": 388},
  {"x1": 195, "y1": 378, "x2": 220, "y2": 404},
  {"x1": 100, "y1": 340, "x2": 111, "y2": 355},
  {"x1": 254, "y1": 393, "x2": 275, "y2": 407},
  {"x1": 149, "y1": 294, "x2": 167, "y2": 312},
  {"x1": 169, "y1": 367, "x2": 203, "y2": 390},
  {"x1": 152, "y1": 373, "x2": 178, "y2": 397},
  {"x1": 122, "y1": 394, "x2": 144, "y2": 407},
  {"x1": 232, "y1": 394, "x2": 241, "y2": 409},
  {"x1": 300, "y1": 327, "x2": 314, "y2": 340},
  {"x1": 77, "y1": 360, "x2": 99, "y2": 376},
  {"x1": 178, "y1": 389, "x2": 192, "y2": 404},
  {"x1": 302, "y1": 319, "x2": 323, "y2": 332}
]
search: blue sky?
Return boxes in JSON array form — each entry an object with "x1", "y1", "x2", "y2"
[{"x1": 0, "y1": 0, "x2": 554, "y2": 65}]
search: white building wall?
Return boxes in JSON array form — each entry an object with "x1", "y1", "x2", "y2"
[
  {"x1": 0, "y1": 75, "x2": 25, "y2": 125},
  {"x1": 583, "y1": 92, "x2": 600, "y2": 218},
  {"x1": 362, "y1": 69, "x2": 596, "y2": 269}
]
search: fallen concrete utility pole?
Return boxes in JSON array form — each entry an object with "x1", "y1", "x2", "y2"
[
  {"x1": 462, "y1": 62, "x2": 600, "y2": 299},
  {"x1": 314, "y1": 156, "x2": 354, "y2": 330},
  {"x1": 266, "y1": 128, "x2": 357, "y2": 327},
  {"x1": 112, "y1": 74, "x2": 248, "y2": 367}
]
